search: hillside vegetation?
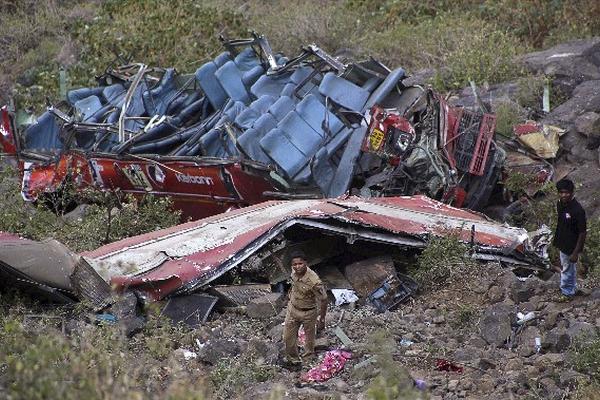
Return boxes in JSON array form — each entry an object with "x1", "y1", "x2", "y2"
[{"x1": 1, "y1": 0, "x2": 600, "y2": 112}]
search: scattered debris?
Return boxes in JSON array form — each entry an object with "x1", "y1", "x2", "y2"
[
  {"x1": 159, "y1": 294, "x2": 218, "y2": 328},
  {"x1": 434, "y1": 358, "x2": 464, "y2": 373},
  {"x1": 81, "y1": 196, "x2": 547, "y2": 302},
  {"x1": 209, "y1": 284, "x2": 272, "y2": 307},
  {"x1": 333, "y1": 326, "x2": 353, "y2": 347},
  {"x1": 414, "y1": 379, "x2": 427, "y2": 391},
  {"x1": 330, "y1": 289, "x2": 359, "y2": 306},
  {"x1": 368, "y1": 274, "x2": 418, "y2": 313},
  {"x1": 516, "y1": 311, "x2": 536, "y2": 325},
  {"x1": 513, "y1": 121, "x2": 566, "y2": 159},
  {"x1": 300, "y1": 349, "x2": 352, "y2": 383},
  {"x1": 0, "y1": 233, "x2": 111, "y2": 308}
]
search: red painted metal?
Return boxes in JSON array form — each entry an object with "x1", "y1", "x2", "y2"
[
  {"x1": 0, "y1": 106, "x2": 17, "y2": 155},
  {"x1": 83, "y1": 195, "x2": 538, "y2": 301},
  {"x1": 468, "y1": 113, "x2": 496, "y2": 176},
  {"x1": 22, "y1": 150, "x2": 277, "y2": 220}
]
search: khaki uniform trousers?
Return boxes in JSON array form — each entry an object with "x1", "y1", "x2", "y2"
[{"x1": 283, "y1": 304, "x2": 317, "y2": 361}]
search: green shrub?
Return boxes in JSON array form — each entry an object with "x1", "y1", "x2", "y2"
[
  {"x1": 0, "y1": 167, "x2": 181, "y2": 252},
  {"x1": 411, "y1": 233, "x2": 476, "y2": 289},
  {"x1": 363, "y1": 329, "x2": 422, "y2": 400},
  {"x1": 451, "y1": 304, "x2": 478, "y2": 329},
  {"x1": 141, "y1": 315, "x2": 190, "y2": 361},
  {"x1": 516, "y1": 75, "x2": 545, "y2": 109},
  {"x1": 474, "y1": 0, "x2": 600, "y2": 48},
  {"x1": 569, "y1": 333, "x2": 600, "y2": 384},
  {"x1": 494, "y1": 101, "x2": 523, "y2": 137},
  {"x1": 0, "y1": 291, "x2": 217, "y2": 399},
  {"x1": 0, "y1": 0, "x2": 97, "y2": 111},
  {"x1": 572, "y1": 383, "x2": 600, "y2": 400},
  {"x1": 209, "y1": 354, "x2": 277, "y2": 398},
  {"x1": 520, "y1": 182, "x2": 558, "y2": 232},
  {"x1": 583, "y1": 218, "x2": 600, "y2": 281},
  {"x1": 237, "y1": 0, "x2": 368, "y2": 56},
  {"x1": 76, "y1": 0, "x2": 248, "y2": 76},
  {"x1": 367, "y1": 12, "x2": 528, "y2": 90}
]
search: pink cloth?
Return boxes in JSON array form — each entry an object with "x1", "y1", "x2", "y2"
[
  {"x1": 301, "y1": 350, "x2": 352, "y2": 382},
  {"x1": 298, "y1": 326, "x2": 306, "y2": 346}
]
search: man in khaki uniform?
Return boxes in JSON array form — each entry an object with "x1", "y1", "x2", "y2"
[{"x1": 283, "y1": 250, "x2": 327, "y2": 365}]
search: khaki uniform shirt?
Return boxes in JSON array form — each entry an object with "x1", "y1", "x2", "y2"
[{"x1": 290, "y1": 267, "x2": 327, "y2": 310}]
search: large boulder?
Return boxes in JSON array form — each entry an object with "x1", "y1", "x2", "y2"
[
  {"x1": 546, "y1": 80, "x2": 600, "y2": 125},
  {"x1": 567, "y1": 321, "x2": 597, "y2": 343},
  {"x1": 450, "y1": 81, "x2": 522, "y2": 112},
  {"x1": 246, "y1": 292, "x2": 284, "y2": 319},
  {"x1": 575, "y1": 111, "x2": 600, "y2": 139},
  {"x1": 343, "y1": 255, "x2": 396, "y2": 298},
  {"x1": 510, "y1": 281, "x2": 535, "y2": 304},
  {"x1": 479, "y1": 303, "x2": 514, "y2": 347},
  {"x1": 520, "y1": 37, "x2": 600, "y2": 97},
  {"x1": 542, "y1": 327, "x2": 571, "y2": 353},
  {"x1": 518, "y1": 326, "x2": 542, "y2": 357},
  {"x1": 198, "y1": 338, "x2": 245, "y2": 364}
]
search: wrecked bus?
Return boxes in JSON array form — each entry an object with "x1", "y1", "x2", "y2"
[{"x1": 0, "y1": 33, "x2": 503, "y2": 220}]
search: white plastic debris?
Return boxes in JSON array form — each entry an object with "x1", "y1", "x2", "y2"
[
  {"x1": 331, "y1": 289, "x2": 359, "y2": 306},
  {"x1": 516, "y1": 311, "x2": 536, "y2": 325},
  {"x1": 182, "y1": 350, "x2": 198, "y2": 361}
]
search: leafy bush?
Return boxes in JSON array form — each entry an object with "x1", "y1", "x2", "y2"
[
  {"x1": 76, "y1": 0, "x2": 248, "y2": 76},
  {"x1": 569, "y1": 333, "x2": 600, "y2": 384},
  {"x1": 367, "y1": 12, "x2": 528, "y2": 90},
  {"x1": 572, "y1": 383, "x2": 600, "y2": 400},
  {"x1": 0, "y1": 167, "x2": 180, "y2": 252},
  {"x1": 451, "y1": 304, "x2": 479, "y2": 329},
  {"x1": 474, "y1": 0, "x2": 600, "y2": 48},
  {"x1": 363, "y1": 329, "x2": 422, "y2": 400},
  {"x1": 209, "y1": 354, "x2": 277, "y2": 398},
  {"x1": 4, "y1": 0, "x2": 600, "y2": 113},
  {"x1": 411, "y1": 233, "x2": 476, "y2": 289},
  {"x1": 0, "y1": 294, "x2": 210, "y2": 400},
  {"x1": 234, "y1": 0, "x2": 368, "y2": 57},
  {"x1": 583, "y1": 218, "x2": 600, "y2": 281},
  {"x1": 516, "y1": 75, "x2": 546, "y2": 109},
  {"x1": 494, "y1": 101, "x2": 524, "y2": 137},
  {"x1": 0, "y1": 0, "x2": 97, "y2": 111}
]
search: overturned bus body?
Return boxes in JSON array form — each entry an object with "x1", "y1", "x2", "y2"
[{"x1": 0, "y1": 34, "x2": 501, "y2": 220}]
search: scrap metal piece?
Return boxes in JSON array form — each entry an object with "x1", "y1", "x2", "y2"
[
  {"x1": 0, "y1": 234, "x2": 111, "y2": 307},
  {"x1": 368, "y1": 274, "x2": 418, "y2": 313},
  {"x1": 513, "y1": 121, "x2": 566, "y2": 159},
  {"x1": 209, "y1": 284, "x2": 272, "y2": 307},
  {"x1": 333, "y1": 326, "x2": 353, "y2": 347},
  {"x1": 160, "y1": 293, "x2": 218, "y2": 328},
  {"x1": 71, "y1": 257, "x2": 113, "y2": 309}
]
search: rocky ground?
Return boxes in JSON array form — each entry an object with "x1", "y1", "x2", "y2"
[{"x1": 162, "y1": 263, "x2": 599, "y2": 399}]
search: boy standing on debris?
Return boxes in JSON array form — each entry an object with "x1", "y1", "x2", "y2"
[
  {"x1": 283, "y1": 250, "x2": 327, "y2": 366},
  {"x1": 553, "y1": 179, "x2": 586, "y2": 299}
]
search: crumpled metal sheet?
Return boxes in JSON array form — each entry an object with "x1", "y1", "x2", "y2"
[
  {"x1": 82, "y1": 195, "x2": 546, "y2": 301},
  {"x1": 0, "y1": 234, "x2": 112, "y2": 308},
  {"x1": 514, "y1": 121, "x2": 565, "y2": 159}
]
